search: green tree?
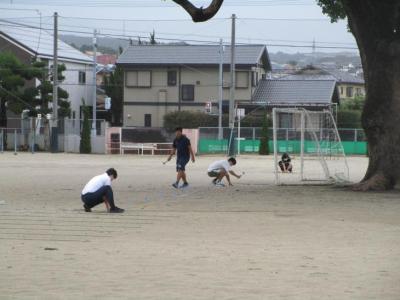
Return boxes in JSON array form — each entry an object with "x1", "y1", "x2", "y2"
[
  {"x1": 31, "y1": 60, "x2": 70, "y2": 118},
  {"x1": 80, "y1": 100, "x2": 91, "y2": 154},
  {"x1": 104, "y1": 66, "x2": 123, "y2": 126},
  {"x1": 258, "y1": 113, "x2": 270, "y2": 155},
  {"x1": 0, "y1": 52, "x2": 43, "y2": 148},
  {"x1": 150, "y1": 30, "x2": 157, "y2": 45},
  {"x1": 172, "y1": 0, "x2": 400, "y2": 191}
]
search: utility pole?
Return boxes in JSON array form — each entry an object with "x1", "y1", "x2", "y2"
[
  {"x1": 51, "y1": 12, "x2": 58, "y2": 153},
  {"x1": 218, "y1": 38, "x2": 224, "y2": 140},
  {"x1": 229, "y1": 14, "x2": 236, "y2": 129},
  {"x1": 92, "y1": 29, "x2": 97, "y2": 136}
]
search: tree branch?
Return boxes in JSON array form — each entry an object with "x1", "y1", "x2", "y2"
[{"x1": 171, "y1": 0, "x2": 224, "y2": 22}]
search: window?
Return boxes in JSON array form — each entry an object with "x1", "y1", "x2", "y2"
[
  {"x1": 340, "y1": 87, "x2": 344, "y2": 95},
  {"x1": 223, "y1": 71, "x2": 249, "y2": 88},
  {"x1": 79, "y1": 71, "x2": 86, "y2": 84},
  {"x1": 144, "y1": 114, "x2": 152, "y2": 127},
  {"x1": 346, "y1": 87, "x2": 354, "y2": 98},
  {"x1": 126, "y1": 70, "x2": 152, "y2": 87},
  {"x1": 236, "y1": 71, "x2": 249, "y2": 88},
  {"x1": 356, "y1": 88, "x2": 362, "y2": 96},
  {"x1": 167, "y1": 70, "x2": 177, "y2": 86},
  {"x1": 181, "y1": 84, "x2": 195, "y2": 101}
]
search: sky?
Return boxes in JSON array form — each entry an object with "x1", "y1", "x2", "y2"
[{"x1": 0, "y1": 0, "x2": 358, "y2": 54}]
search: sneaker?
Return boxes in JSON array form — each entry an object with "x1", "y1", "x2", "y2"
[
  {"x1": 172, "y1": 182, "x2": 179, "y2": 189},
  {"x1": 83, "y1": 204, "x2": 91, "y2": 212},
  {"x1": 215, "y1": 181, "x2": 225, "y2": 187},
  {"x1": 109, "y1": 206, "x2": 125, "y2": 213},
  {"x1": 181, "y1": 182, "x2": 189, "y2": 189},
  {"x1": 212, "y1": 178, "x2": 218, "y2": 185}
]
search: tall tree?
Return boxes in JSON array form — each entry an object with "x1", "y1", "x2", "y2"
[
  {"x1": 31, "y1": 60, "x2": 70, "y2": 118},
  {"x1": 172, "y1": 0, "x2": 400, "y2": 191},
  {"x1": 0, "y1": 52, "x2": 41, "y2": 150},
  {"x1": 150, "y1": 30, "x2": 157, "y2": 45},
  {"x1": 104, "y1": 66, "x2": 123, "y2": 126}
]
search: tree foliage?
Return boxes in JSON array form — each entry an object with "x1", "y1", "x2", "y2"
[
  {"x1": 31, "y1": 60, "x2": 70, "y2": 118},
  {"x1": 258, "y1": 113, "x2": 270, "y2": 155},
  {"x1": 104, "y1": 66, "x2": 123, "y2": 126},
  {"x1": 80, "y1": 99, "x2": 92, "y2": 154}
]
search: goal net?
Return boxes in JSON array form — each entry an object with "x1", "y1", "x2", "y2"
[{"x1": 272, "y1": 108, "x2": 350, "y2": 185}]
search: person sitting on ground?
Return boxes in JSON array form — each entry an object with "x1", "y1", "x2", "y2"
[
  {"x1": 207, "y1": 157, "x2": 242, "y2": 187},
  {"x1": 278, "y1": 153, "x2": 293, "y2": 173},
  {"x1": 81, "y1": 168, "x2": 124, "y2": 213}
]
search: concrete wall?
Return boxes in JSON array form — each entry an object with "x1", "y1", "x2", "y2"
[{"x1": 123, "y1": 64, "x2": 266, "y2": 127}]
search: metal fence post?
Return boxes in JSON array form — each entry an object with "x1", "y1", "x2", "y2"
[
  {"x1": 14, "y1": 129, "x2": 17, "y2": 155},
  {"x1": 0, "y1": 128, "x2": 3, "y2": 153},
  {"x1": 354, "y1": 129, "x2": 358, "y2": 142}
]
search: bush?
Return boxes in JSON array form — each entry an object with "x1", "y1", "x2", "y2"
[
  {"x1": 80, "y1": 100, "x2": 91, "y2": 154},
  {"x1": 337, "y1": 110, "x2": 362, "y2": 128},
  {"x1": 163, "y1": 110, "x2": 268, "y2": 132}
]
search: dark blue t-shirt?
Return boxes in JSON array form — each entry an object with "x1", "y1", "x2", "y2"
[{"x1": 173, "y1": 135, "x2": 191, "y2": 160}]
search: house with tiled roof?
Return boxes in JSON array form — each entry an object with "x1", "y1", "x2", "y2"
[
  {"x1": 117, "y1": 44, "x2": 271, "y2": 127},
  {"x1": 0, "y1": 22, "x2": 95, "y2": 122},
  {"x1": 283, "y1": 66, "x2": 365, "y2": 100}
]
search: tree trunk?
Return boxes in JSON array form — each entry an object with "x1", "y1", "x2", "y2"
[
  {"x1": 354, "y1": 57, "x2": 400, "y2": 191},
  {"x1": 343, "y1": 0, "x2": 400, "y2": 190}
]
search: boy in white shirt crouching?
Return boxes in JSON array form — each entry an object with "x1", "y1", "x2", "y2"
[
  {"x1": 207, "y1": 157, "x2": 242, "y2": 187},
  {"x1": 81, "y1": 168, "x2": 124, "y2": 213}
]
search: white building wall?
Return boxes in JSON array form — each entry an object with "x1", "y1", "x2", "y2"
[{"x1": 48, "y1": 60, "x2": 94, "y2": 120}]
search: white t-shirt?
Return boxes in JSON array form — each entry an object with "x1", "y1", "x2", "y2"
[
  {"x1": 82, "y1": 173, "x2": 111, "y2": 195},
  {"x1": 208, "y1": 160, "x2": 231, "y2": 173}
]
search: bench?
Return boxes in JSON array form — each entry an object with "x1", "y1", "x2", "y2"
[{"x1": 120, "y1": 143, "x2": 156, "y2": 155}]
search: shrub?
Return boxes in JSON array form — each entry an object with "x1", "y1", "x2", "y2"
[{"x1": 80, "y1": 100, "x2": 91, "y2": 154}]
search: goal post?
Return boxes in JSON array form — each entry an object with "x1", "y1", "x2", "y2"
[{"x1": 272, "y1": 107, "x2": 350, "y2": 185}]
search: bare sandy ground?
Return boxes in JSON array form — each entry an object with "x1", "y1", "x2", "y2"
[{"x1": 0, "y1": 153, "x2": 399, "y2": 300}]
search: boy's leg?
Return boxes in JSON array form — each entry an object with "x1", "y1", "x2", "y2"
[
  {"x1": 217, "y1": 170, "x2": 227, "y2": 181},
  {"x1": 278, "y1": 161, "x2": 285, "y2": 172},
  {"x1": 82, "y1": 186, "x2": 116, "y2": 209}
]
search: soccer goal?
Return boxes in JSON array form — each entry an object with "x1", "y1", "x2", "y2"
[{"x1": 272, "y1": 108, "x2": 350, "y2": 185}]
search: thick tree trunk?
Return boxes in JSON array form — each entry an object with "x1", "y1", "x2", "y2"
[
  {"x1": 354, "y1": 57, "x2": 400, "y2": 191},
  {"x1": 342, "y1": 0, "x2": 400, "y2": 190}
]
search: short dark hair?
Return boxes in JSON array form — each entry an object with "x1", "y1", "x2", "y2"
[
  {"x1": 228, "y1": 157, "x2": 237, "y2": 165},
  {"x1": 106, "y1": 168, "x2": 118, "y2": 179},
  {"x1": 175, "y1": 127, "x2": 183, "y2": 132}
]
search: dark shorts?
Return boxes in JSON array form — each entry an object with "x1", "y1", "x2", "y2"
[
  {"x1": 208, "y1": 170, "x2": 220, "y2": 177},
  {"x1": 176, "y1": 157, "x2": 190, "y2": 172}
]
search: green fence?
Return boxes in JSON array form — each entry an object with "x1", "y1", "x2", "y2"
[{"x1": 198, "y1": 139, "x2": 367, "y2": 155}]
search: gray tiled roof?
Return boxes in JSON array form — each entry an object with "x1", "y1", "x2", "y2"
[
  {"x1": 323, "y1": 68, "x2": 364, "y2": 84},
  {"x1": 117, "y1": 44, "x2": 270, "y2": 70},
  {"x1": 252, "y1": 79, "x2": 337, "y2": 105},
  {"x1": 283, "y1": 67, "x2": 364, "y2": 84},
  {"x1": 0, "y1": 23, "x2": 92, "y2": 64}
]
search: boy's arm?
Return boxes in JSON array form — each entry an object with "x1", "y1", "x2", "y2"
[
  {"x1": 167, "y1": 148, "x2": 176, "y2": 161},
  {"x1": 229, "y1": 170, "x2": 242, "y2": 179},
  {"x1": 189, "y1": 145, "x2": 195, "y2": 162}
]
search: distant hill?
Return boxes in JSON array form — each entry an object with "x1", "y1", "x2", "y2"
[
  {"x1": 60, "y1": 34, "x2": 362, "y2": 68},
  {"x1": 269, "y1": 51, "x2": 361, "y2": 68}
]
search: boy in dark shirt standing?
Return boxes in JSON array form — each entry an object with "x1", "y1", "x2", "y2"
[{"x1": 166, "y1": 127, "x2": 195, "y2": 188}]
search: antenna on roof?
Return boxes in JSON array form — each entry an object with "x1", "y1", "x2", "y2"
[{"x1": 312, "y1": 38, "x2": 316, "y2": 66}]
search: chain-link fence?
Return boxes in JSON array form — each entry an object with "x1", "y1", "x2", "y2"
[{"x1": 1, "y1": 118, "x2": 107, "y2": 154}]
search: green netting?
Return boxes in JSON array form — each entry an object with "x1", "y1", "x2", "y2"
[{"x1": 198, "y1": 139, "x2": 367, "y2": 155}]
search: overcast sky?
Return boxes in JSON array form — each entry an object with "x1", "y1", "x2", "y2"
[{"x1": 0, "y1": 0, "x2": 358, "y2": 54}]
